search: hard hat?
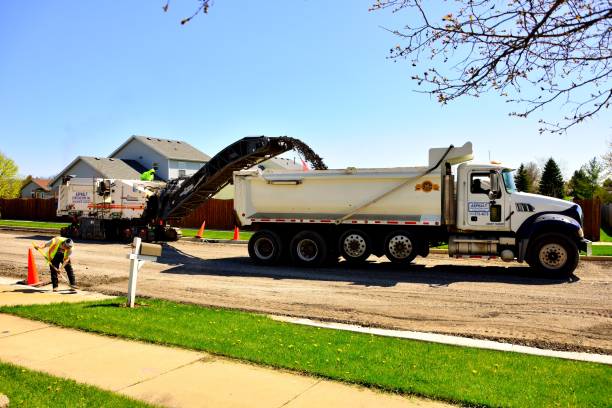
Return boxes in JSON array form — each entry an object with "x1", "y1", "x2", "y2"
[{"x1": 63, "y1": 238, "x2": 74, "y2": 248}]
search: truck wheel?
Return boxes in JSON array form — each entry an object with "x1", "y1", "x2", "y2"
[
  {"x1": 290, "y1": 230, "x2": 327, "y2": 267},
  {"x1": 529, "y1": 233, "x2": 579, "y2": 276},
  {"x1": 339, "y1": 229, "x2": 371, "y2": 264},
  {"x1": 384, "y1": 231, "x2": 417, "y2": 264},
  {"x1": 248, "y1": 230, "x2": 283, "y2": 265}
]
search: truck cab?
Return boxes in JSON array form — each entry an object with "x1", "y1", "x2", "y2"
[{"x1": 453, "y1": 163, "x2": 589, "y2": 274}]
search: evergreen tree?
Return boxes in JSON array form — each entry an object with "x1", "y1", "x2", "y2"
[
  {"x1": 538, "y1": 158, "x2": 565, "y2": 198},
  {"x1": 568, "y1": 169, "x2": 590, "y2": 200},
  {"x1": 569, "y1": 157, "x2": 604, "y2": 200},
  {"x1": 513, "y1": 164, "x2": 532, "y2": 192}
]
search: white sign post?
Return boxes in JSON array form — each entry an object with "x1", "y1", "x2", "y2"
[{"x1": 126, "y1": 237, "x2": 158, "y2": 308}]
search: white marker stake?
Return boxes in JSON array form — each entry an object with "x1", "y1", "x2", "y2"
[
  {"x1": 127, "y1": 237, "x2": 142, "y2": 308},
  {"x1": 126, "y1": 237, "x2": 159, "y2": 308}
]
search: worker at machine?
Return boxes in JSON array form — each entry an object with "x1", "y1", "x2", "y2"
[
  {"x1": 140, "y1": 168, "x2": 156, "y2": 181},
  {"x1": 35, "y1": 237, "x2": 78, "y2": 292}
]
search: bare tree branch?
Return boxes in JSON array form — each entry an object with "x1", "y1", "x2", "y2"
[
  {"x1": 163, "y1": 0, "x2": 212, "y2": 24},
  {"x1": 371, "y1": 0, "x2": 611, "y2": 133}
]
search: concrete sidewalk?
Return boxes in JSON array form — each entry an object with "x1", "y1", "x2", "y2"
[
  {"x1": 0, "y1": 281, "x2": 451, "y2": 408},
  {"x1": 0, "y1": 276, "x2": 111, "y2": 305}
]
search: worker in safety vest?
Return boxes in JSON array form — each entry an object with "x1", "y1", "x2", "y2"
[
  {"x1": 35, "y1": 237, "x2": 78, "y2": 292},
  {"x1": 140, "y1": 168, "x2": 156, "y2": 181}
]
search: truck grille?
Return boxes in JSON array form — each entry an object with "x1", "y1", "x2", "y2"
[{"x1": 516, "y1": 203, "x2": 535, "y2": 212}]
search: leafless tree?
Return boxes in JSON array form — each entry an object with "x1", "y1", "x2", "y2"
[
  {"x1": 163, "y1": 0, "x2": 212, "y2": 25},
  {"x1": 370, "y1": 0, "x2": 611, "y2": 133},
  {"x1": 524, "y1": 161, "x2": 542, "y2": 192}
]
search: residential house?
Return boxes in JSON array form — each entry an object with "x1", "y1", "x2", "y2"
[
  {"x1": 20, "y1": 177, "x2": 55, "y2": 199},
  {"x1": 50, "y1": 135, "x2": 212, "y2": 194},
  {"x1": 109, "y1": 135, "x2": 210, "y2": 181},
  {"x1": 50, "y1": 135, "x2": 301, "y2": 198},
  {"x1": 49, "y1": 156, "x2": 151, "y2": 192}
]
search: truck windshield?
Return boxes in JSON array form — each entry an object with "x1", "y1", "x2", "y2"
[{"x1": 502, "y1": 169, "x2": 517, "y2": 193}]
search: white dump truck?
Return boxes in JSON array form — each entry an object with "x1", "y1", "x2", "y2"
[
  {"x1": 235, "y1": 142, "x2": 590, "y2": 275},
  {"x1": 57, "y1": 178, "x2": 180, "y2": 241}
]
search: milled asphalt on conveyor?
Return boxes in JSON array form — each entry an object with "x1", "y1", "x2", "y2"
[{"x1": 271, "y1": 316, "x2": 612, "y2": 365}]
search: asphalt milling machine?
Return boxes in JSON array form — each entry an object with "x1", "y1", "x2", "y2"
[{"x1": 57, "y1": 136, "x2": 326, "y2": 241}]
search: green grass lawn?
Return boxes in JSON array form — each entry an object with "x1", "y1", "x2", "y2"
[
  {"x1": 600, "y1": 227, "x2": 612, "y2": 242},
  {"x1": 1, "y1": 300, "x2": 609, "y2": 408},
  {"x1": 0, "y1": 219, "x2": 69, "y2": 229},
  {"x1": 583, "y1": 245, "x2": 612, "y2": 257},
  {"x1": 0, "y1": 361, "x2": 152, "y2": 408},
  {"x1": 0, "y1": 219, "x2": 251, "y2": 240}
]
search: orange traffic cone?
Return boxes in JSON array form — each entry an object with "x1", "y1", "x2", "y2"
[
  {"x1": 196, "y1": 221, "x2": 206, "y2": 239},
  {"x1": 233, "y1": 226, "x2": 240, "y2": 241},
  {"x1": 27, "y1": 248, "x2": 39, "y2": 285}
]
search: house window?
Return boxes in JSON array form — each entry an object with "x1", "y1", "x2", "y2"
[{"x1": 178, "y1": 169, "x2": 186, "y2": 177}]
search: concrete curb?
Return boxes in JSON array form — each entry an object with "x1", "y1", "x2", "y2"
[
  {"x1": 580, "y1": 255, "x2": 612, "y2": 261},
  {"x1": 270, "y1": 316, "x2": 612, "y2": 366}
]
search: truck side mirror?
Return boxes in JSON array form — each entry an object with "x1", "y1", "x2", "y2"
[{"x1": 489, "y1": 171, "x2": 501, "y2": 199}]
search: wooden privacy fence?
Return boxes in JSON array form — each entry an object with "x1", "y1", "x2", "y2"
[
  {"x1": 174, "y1": 199, "x2": 236, "y2": 230},
  {"x1": 0, "y1": 198, "x2": 60, "y2": 221},
  {"x1": 0, "y1": 198, "x2": 237, "y2": 230},
  {"x1": 574, "y1": 198, "x2": 601, "y2": 242}
]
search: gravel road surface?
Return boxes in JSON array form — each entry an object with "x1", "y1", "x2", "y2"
[{"x1": 1, "y1": 230, "x2": 610, "y2": 354}]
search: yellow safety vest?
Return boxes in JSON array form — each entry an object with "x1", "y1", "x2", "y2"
[
  {"x1": 140, "y1": 169, "x2": 155, "y2": 181},
  {"x1": 48, "y1": 237, "x2": 71, "y2": 262}
]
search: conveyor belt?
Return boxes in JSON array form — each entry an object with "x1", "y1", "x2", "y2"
[{"x1": 156, "y1": 136, "x2": 326, "y2": 220}]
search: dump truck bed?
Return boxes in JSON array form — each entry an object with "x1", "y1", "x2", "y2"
[{"x1": 234, "y1": 167, "x2": 443, "y2": 226}]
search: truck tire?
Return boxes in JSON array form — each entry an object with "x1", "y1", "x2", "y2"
[
  {"x1": 248, "y1": 230, "x2": 284, "y2": 265},
  {"x1": 529, "y1": 232, "x2": 579, "y2": 276},
  {"x1": 384, "y1": 231, "x2": 417, "y2": 264},
  {"x1": 339, "y1": 229, "x2": 372, "y2": 264},
  {"x1": 290, "y1": 230, "x2": 328, "y2": 267}
]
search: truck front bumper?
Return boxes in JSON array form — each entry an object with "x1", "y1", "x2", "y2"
[{"x1": 579, "y1": 239, "x2": 592, "y2": 256}]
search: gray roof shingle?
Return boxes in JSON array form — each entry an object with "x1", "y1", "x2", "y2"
[
  {"x1": 51, "y1": 157, "x2": 156, "y2": 186},
  {"x1": 79, "y1": 157, "x2": 145, "y2": 179},
  {"x1": 111, "y1": 135, "x2": 211, "y2": 162}
]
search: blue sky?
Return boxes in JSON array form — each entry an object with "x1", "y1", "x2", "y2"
[{"x1": 1, "y1": 0, "x2": 609, "y2": 179}]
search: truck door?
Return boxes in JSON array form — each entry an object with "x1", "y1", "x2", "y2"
[{"x1": 466, "y1": 171, "x2": 507, "y2": 229}]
